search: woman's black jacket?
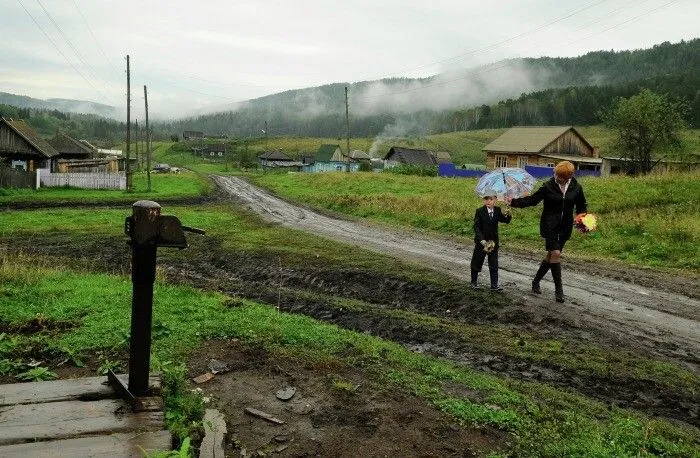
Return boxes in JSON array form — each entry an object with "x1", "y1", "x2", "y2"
[{"x1": 510, "y1": 177, "x2": 587, "y2": 242}]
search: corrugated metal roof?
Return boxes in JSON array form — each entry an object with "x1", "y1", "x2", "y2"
[
  {"x1": 539, "y1": 153, "x2": 602, "y2": 164},
  {"x1": 258, "y1": 150, "x2": 291, "y2": 160},
  {"x1": 48, "y1": 132, "x2": 95, "y2": 157},
  {"x1": 316, "y1": 144, "x2": 341, "y2": 162},
  {"x1": 2, "y1": 118, "x2": 58, "y2": 158},
  {"x1": 349, "y1": 150, "x2": 370, "y2": 160},
  {"x1": 384, "y1": 147, "x2": 437, "y2": 166},
  {"x1": 266, "y1": 160, "x2": 303, "y2": 167},
  {"x1": 482, "y1": 126, "x2": 584, "y2": 153}
]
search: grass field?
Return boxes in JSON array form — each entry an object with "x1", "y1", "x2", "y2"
[
  {"x1": 249, "y1": 171, "x2": 700, "y2": 272},
  {"x1": 2, "y1": 202, "x2": 699, "y2": 456},
  {"x1": 0, "y1": 169, "x2": 212, "y2": 205}
]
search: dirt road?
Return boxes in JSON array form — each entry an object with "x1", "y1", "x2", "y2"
[{"x1": 213, "y1": 176, "x2": 700, "y2": 374}]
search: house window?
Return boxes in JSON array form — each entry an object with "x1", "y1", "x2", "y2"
[
  {"x1": 495, "y1": 155, "x2": 508, "y2": 168},
  {"x1": 517, "y1": 156, "x2": 528, "y2": 168}
]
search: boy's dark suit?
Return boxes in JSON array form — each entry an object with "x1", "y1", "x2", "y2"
[{"x1": 471, "y1": 205, "x2": 511, "y2": 288}]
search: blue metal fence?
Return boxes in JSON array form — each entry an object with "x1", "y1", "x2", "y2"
[
  {"x1": 438, "y1": 163, "x2": 486, "y2": 178},
  {"x1": 439, "y1": 163, "x2": 600, "y2": 179}
]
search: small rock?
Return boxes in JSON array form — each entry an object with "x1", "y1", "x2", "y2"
[
  {"x1": 208, "y1": 359, "x2": 230, "y2": 374},
  {"x1": 273, "y1": 435, "x2": 290, "y2": 443},
  {"x1": 276, "y1": 386, "x2": 296, "y2": 401}
]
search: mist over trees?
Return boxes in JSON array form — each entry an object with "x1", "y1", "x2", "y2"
[{"x1": 1, "y1": 39, "x2": 698, "y2": 143}]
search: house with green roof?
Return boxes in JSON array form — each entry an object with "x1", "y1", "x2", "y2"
[
  {"x1": 305, "y1": 144, "x2": 360, "y2": 172},
  {"x1": 482, "y1": 126, "x2": 601, "y2": 172}
]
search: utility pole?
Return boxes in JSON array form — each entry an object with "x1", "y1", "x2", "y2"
[
  {"x1": 135, "y1": 119, "x2": 139, "y2": 171},
  {"x1": 144, "y1": 85, "x2": 151, "y2": 192},
  {"x1": 264, "y1": 120, "x2": 268, "y2": 150},
  {"x1": 126, "y1": 55, "x2": 132, "y2": 191},
  {"x1": 345, "y1": 86, "x2": 350, "y2": 172}
]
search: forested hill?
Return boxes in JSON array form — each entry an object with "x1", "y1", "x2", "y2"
[
  {"x1": 158, "y1": 39, "x2": 699, "y2": 137},
  {"x1": 1, "y1": 39, "x2": 698, "y2": 141},
  {"x1": 0, "y1": 92, "x2": 115, "y2": 118}
]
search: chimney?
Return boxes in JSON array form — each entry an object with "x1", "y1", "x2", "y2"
[{"x1": 592, "y1": 146, "x2": 600, "y2": 158}]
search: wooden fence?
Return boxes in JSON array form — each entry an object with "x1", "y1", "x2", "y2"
[
  {"x1": 0, "y1": 167, "x2": 35, "y2": 188},
  {"x1": 38, "y1": 169, "x2": 126, "y2": 190}
]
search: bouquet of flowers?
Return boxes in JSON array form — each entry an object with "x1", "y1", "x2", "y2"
[
  {"x1": 483, "y1": 240, "x2": 496, "y2": 253},
  {"x1": 574, "y1": 213, "x2": 598, "y2": 233}
]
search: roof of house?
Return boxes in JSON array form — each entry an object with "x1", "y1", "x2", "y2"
[
  {"x1": 48, "y1": 132, "x2": 96, "y2": 157},
  {"x1": 349, "y1": 150, "x2": 370, "y2": 160},
  {"x1": 539, "y1": 153, "x2": 602, "y2": 164},
  {"x1": 265, "y1": 160, "x2": 304, "y2": 168},
  {"x1": 258, "y1": 150, "x2": 291, "y2": 160},
  {"x1": 434, "y1": 151, "x2": 452, "y2": 163},
  {"x1": 316, "y1": 144, "x2": 342, "y2": 162},
  {"x1": 1, "y1": 118, "x2": 58, "y2": 158},
  {"x1": 384, "y1": 147, "x2": 437, "y2": 166},
  {"x1": 482, "y1": 126, "x2": 592, "y2": 153}
]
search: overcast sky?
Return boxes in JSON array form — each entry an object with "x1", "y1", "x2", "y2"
[{"x1": 1, "y1": 0, "x2": 697, "y2": 118}]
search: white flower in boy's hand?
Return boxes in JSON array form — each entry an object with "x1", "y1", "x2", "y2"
[{"x1": 480, "y1": 240, "x2": 487, "y2": 246}]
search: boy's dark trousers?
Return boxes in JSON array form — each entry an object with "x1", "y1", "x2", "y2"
[{"x1": 470, "y1": 244, "x2": 499, "y2": 287}]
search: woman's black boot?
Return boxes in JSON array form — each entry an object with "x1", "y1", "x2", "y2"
[
  {"x1": 531, "y1": 260, "x2": 550, "y2": 294},
  {"x1": 550, "y1": 263, "x2": 565, "y2": 302}
]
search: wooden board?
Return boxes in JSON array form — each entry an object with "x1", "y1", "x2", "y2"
[
  {"x1": 0, "y1": 374, "x2": 161, "y2": 407},
  {"x1": 0, "y1": 399, "x2": 164, "y2": 445},
  {"x1": 200, "y1": 409, "x2": 227, "y2": 458},
  {"x1": 0, "y1": 431, "x2": 172, "y2": 458}
]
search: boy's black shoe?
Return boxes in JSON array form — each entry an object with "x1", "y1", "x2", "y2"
[
  {"x1": 490, "y1": 285, "x2": 503, "y2": 292},
  {"x1": 470, "y1": 282, "x2": 480, "y2": 289}
]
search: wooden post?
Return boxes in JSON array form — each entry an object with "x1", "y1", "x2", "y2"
[
  {"x1": 135, "y1": 119, "x2": 140, "y2": 171},
  {"x1": 126, "y1": 55, "x2": 132, "y2": 191},
  {"x1": 144, "y1": 85, "x2": 151, "y2": 192},
  {"x1": 345, "y1": 86, "x2": 350, "y2": 172}
]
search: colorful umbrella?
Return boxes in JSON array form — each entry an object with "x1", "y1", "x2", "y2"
[{"x1": 475, "y1": 167, "x2": 537, "y2": 200}]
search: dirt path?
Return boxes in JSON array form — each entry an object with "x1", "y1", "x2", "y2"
[{"x1": 213, "y1": 176, "x2": 700, "y2": 374}]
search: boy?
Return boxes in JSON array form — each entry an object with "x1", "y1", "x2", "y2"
[{"x1": 470, "y1": 195, "x2": 511, "y2": 291}]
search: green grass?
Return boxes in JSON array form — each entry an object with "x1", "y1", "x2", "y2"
[
  {"x1": 0, "y1": 257, "x2": 698, "y2": 457},
  {"x1": 0, "y1": 169, "x2": 212, "y2": 205},
  {"x1": 249, "y1": 171, "x2": 700, "y2": 272}
]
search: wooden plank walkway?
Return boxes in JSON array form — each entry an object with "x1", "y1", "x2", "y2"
[{"x1": 0, "y1": 374, "x2": 171, "y2": 457}]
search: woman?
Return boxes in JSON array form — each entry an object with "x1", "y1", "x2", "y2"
[{"x1": 508, "y1": 161, "x2": 587, "y2": 303}]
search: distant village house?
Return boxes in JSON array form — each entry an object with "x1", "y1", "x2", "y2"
[
  {"x1": 482, "y1": 126, "x2": 601, "y2": 172},
  {"x1": 183, "y1": 130, "x2": 204, "y2": 140},
  {"x1": 305, "y1": 144, "x2": 360, "y2": 172},
  {"x1": 383, "y1": 147, "x2": 448, "y2": 168},
  {"x1": 258, "y1": 150, "x2": 303, "y2": 171}
]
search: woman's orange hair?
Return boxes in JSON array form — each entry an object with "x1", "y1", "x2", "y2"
[{"x1": 554, "y1": 161, "x2": 575, "y2": 180}]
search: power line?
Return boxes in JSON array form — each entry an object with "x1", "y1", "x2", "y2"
[
  {"x1": 356, "y1": 0, "x2": 610, "y2": 82},
  {"x1": 71, "y1": 0, "x2": 122, "y2": 78},
  {"x1": 35, "y1": 0, "x2": 117, "y2": 105},
  {"x1": 16, "y1": 0, "x2": 111, "y2": 103},
  {"x1": 355, "y1": 0, "x2": 683, "y2": 101}
]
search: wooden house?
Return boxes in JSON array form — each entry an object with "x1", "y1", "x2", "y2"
[
  {"x1": 306, "y1": 144, "x2": 359, "y2": 172},
  {"x1": 258, "y1": 150, "x2": 303, "y2": 170},
  {"x1": 183, "y1": 130, "x2": 204, "y2": 140},
  {"x1": 47, "y1": 133, "x2": 97, "y2": 171},
  {"x1": 0, "y1": 117, "x2": 58, "y2": 171},
  {"x1": 383, "y1": 147, "x2": 438, "y2": 168},
  {"x1": 482, "y1": 126, "x2": 601, "y2": 172},
  {"x1": 193, "y1": 144, "x2": 227, "y2": 157}
]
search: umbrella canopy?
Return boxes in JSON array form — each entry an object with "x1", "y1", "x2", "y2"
[{"x1": 475, "y1": 167, "x2": 537, "y2": 200}]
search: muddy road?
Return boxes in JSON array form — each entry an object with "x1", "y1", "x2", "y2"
[{"x1": 213, "y1": 175, "x2": 700, "y2": 375}]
